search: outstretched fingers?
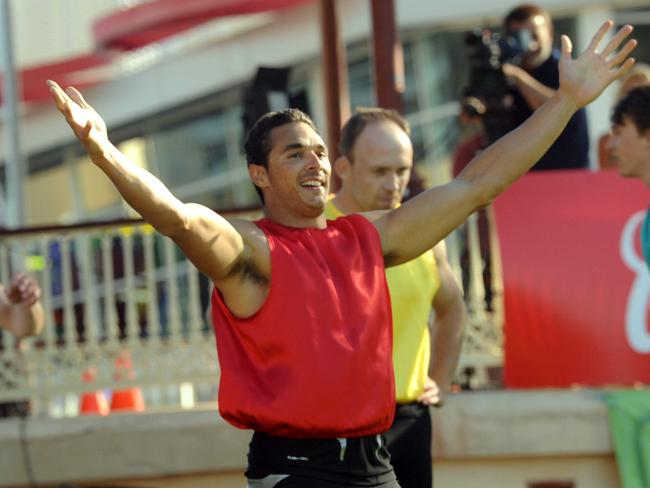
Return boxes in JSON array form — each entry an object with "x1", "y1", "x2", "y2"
[
  {"x1": 601, "y1": 24, "x2": 634, "y2": 59},
  {"x1": 560, "y1": 35, "x2": 573, "y2": 60},
  {"x1": 66, "y1": 86, "x2": 90, "y2": 109},
  {"x1": 48, "y1": 80, "x2": 96, "y2": 134},
  {"x1": 587, "y1": 20, "x2": 614, "y2": 53},
  {"x1": 607, "y1": 38, "x2": 637, "y2": 69},
  {"x1": 611, "y1": 57, "x2": 637, "y2": 82},
  {"x1": 47, "y1": 80, "x2": 72, "y2": 114}
]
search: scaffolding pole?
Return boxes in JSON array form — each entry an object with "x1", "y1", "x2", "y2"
[
  {"x1": 319, "y1": 0, "x2": 350, "y2": 192},
  {"x1": 0, "y1": 0, "x2": 24, "y2": 228},
  {"x1": 370, "y1": 0, "x2": 404, "y2": 113}
]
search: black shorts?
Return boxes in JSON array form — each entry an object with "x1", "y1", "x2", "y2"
[
  {"x1": 383, "y1": 403, "x2": 432, "y2": 488},
  {"x1": 246, "y1": 431, "x2": 399, "y2": 487}
]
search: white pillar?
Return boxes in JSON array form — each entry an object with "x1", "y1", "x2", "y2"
[
  {"x1": 575, "y1": 7, "x2": 616, "y2": 170},
  {"x1": 0, "y1": 0, "x2": 24, "y2": 227}
]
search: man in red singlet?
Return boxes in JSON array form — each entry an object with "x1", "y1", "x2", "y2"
[{"x1": 49, "y1": 22, "x2": 635, "y2": 487}]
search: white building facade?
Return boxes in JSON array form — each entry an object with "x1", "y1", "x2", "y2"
[{"x1": 1, "y1": 0, "x2": 649, "y2": 226}]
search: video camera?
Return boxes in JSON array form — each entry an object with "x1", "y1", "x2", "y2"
[{"x1": 462, "y1": 28, "x2": 535, "y2": 144}]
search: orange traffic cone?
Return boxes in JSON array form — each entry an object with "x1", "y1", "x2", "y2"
[
  {"x1": 79, "y1": 367, "x2": 109, "y2": 416},
  {"x1": 110, "y1": 351, "x2": 145, "y2": 413},
  {"x1": 110, "y1": 387, "x2": 145, "y2": 412}
]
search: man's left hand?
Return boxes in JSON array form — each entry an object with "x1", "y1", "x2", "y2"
[{"x1": 418, "y1": 377, "x2": 446, "y2": 407}]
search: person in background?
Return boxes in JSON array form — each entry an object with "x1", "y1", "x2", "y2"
[
  {"x1": 599, "y1": 63, "x2": 650, "y2": 169},
  {"x1": 607, "y1": 86, "x2": 650, "y2": 268},
  {"x1": 327, "y1": 107, "x2": 466, "y2": 488},
  {"x1": 502, "y1": 3, "x2": 590, "y2": 170}
]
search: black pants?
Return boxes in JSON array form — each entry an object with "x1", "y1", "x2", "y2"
[
  {"x1": 246, "y1": 431, "x2": 399, "y2": 487},
  {"x1": 383, "y1": 403, "x2": 432, "y2": 488}
]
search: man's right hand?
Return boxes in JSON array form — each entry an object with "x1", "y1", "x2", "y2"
[
  {"x1": 5, "y1": 274, "x2": 41, "y2": 307},
  {"x1": 48, "y1": 80, "x2": 109, "y2": 159}
]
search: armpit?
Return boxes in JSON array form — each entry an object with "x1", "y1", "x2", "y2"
[{"x1": 227, "y1": 257, "x2": 269, "y2": 286}]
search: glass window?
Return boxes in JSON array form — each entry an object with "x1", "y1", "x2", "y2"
[
  {"x1": 149, "y1": 111, "x2": 232, "y2": 188},
  {"x1": 402, "y1": 41, "x2": 416, "y2": 115},
  {"x1": 348, "y1": 57, "x2": 374, "y2": 110},
  {"x1": 25, "y1": 163, "x2": 73, "y2": 225}
]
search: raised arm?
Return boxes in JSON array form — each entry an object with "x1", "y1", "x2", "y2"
[
  {"x1": 0, "y1": 274, "x2": 44, "y2": 339},
  {"x1": 48, "y1": 82, "x2": 267, "y2": 315},
  {"x1": 375, "y1": 22, "x2": 636, "y2": 265}
]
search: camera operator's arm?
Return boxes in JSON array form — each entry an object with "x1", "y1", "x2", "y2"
[{"x1": 503, "y1": 63, "x2": 555, "y2": 110}]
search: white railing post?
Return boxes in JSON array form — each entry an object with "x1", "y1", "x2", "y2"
[
  {"x1": 0, "y1": 244, "x2": 16, "y2": 358},
  {"x1": 121, "y1": 230, "x2": 139, "y2": 344},
  {"x1": 143, "y1": 227, "x2": 160, "y2": 339},
  {"x1": 78, "y1": 234, "x2": 101, "y2": 345},
  {"x1": 39, "y1": 237, "x2": 56, "y2": 349},
  {"x1": 164, "y1": 238, "x2": 182, "y2": 340},
  {"x1": 187, "y1": 264, "x2": 202, "y2": 339},
  {"x1": 102, "y1": 234, "x2": 120, "y2": 345},
  {"x1": 467, "y1": 212, "x2": 487, "y2": 317},
  {"x1": 60, "y1": 238, "x2": 77, "y2": 348}
]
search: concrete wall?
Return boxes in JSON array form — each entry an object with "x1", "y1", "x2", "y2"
[{"x1": 0, "y1": 389, "x2": 621, "y2": 488}]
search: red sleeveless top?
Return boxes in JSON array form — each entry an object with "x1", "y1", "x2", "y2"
[{"x1": 211, "y1": 214, "x2": 395, "y2": 438}]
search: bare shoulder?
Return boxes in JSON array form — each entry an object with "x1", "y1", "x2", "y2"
[
  {"x1": 228, "y1": 218, "x2": 269, "y2": 250},
  {"x1": 357, "y1": 209, "x2": 389, "y2": 224}
]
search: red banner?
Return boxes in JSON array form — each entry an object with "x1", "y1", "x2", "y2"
[{"x1": 493, "y1": 170, "x2": 650, "y2": 388}]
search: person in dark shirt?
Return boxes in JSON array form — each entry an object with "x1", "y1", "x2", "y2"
[{"x1": 502, "y1": 4, "x2": 590, "y2": 170}]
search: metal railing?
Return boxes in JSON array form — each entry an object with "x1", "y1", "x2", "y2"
[{"x1": 0, "y1": 207, "x2": 502, "y2": 417}]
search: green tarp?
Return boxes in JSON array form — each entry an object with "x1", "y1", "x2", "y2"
[{"x1": 606, "y1": 390, "x2": 650, "y2": 488}]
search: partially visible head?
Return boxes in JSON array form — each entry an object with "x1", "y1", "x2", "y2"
[
  {"x1": 504, "y1": 4, "x2": 554, "y2": 70},
  {"x1": 244, "y1": 108, "x2": 320, "y2": 204},
  {"x1": 608, "y1": 86, "x2": 650, "y2": 183},
  {"x1": 335, "y1": 108, "x2": 413, "y2": 211},
  {"x1": 616, "y1": 62, "x2": 650, "y2": 102}
]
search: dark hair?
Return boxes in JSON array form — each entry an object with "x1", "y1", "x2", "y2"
[
  {"x1": 504, "y1": 4, "x2": 551, "y2": 32},
  {"x1": 339, "y1": 107, "x2": 410, "y2": 162},
  {"x1": 611, "y1": 86, "x2": 650, "y2": 133},
  {"x1": 244, "y1": 108, "x2": 318, "y2": 203}
]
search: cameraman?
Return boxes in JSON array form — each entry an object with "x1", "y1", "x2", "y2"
[{"x1": 502, "y1": 4, "x2": 590, "y2": 170}]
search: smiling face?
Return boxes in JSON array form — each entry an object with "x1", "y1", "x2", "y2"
[
  {"x1": 335, "y1": 120, "x2": 413, "y2": 212},
  {"x1": 608, "y1": 118, "x2": 650, "y2": 185},
  {"x1": 249, "y1": 121, "x2": 331, "y2": 225}
]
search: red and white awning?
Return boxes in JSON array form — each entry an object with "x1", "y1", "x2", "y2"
[{"x1": 1, "y1": 0, "x2": 310, "y2": 105}]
